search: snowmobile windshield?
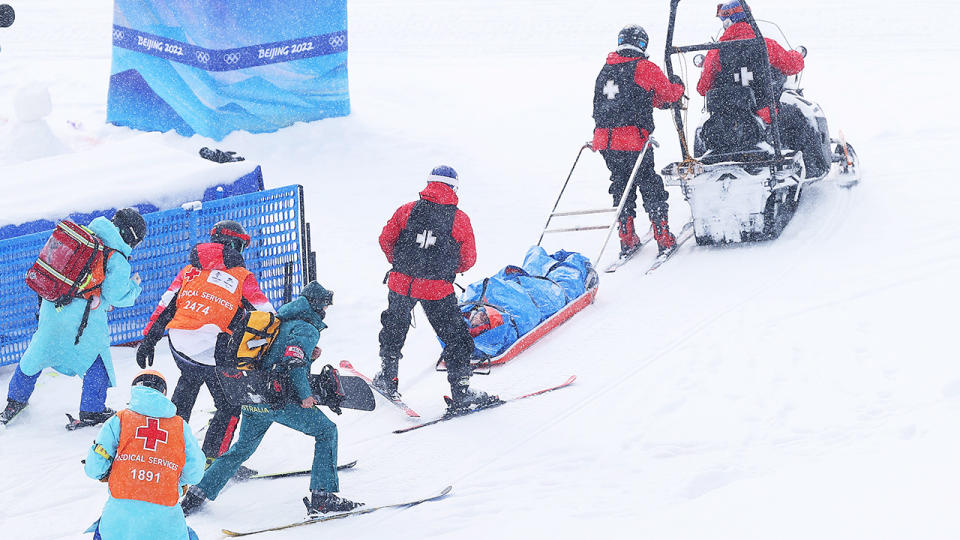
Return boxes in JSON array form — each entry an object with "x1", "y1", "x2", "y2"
[{"x1": 754, "y1": 20, "x2": 802, "y2": 90}]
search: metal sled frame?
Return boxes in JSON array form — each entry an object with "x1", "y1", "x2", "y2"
[{"x1": 537, "y1": 137, "x2": 659, "y2": 266}]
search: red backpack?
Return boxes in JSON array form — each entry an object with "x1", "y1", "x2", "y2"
[{"x1": 25, "y1": 220, "x2": 115, "y2": 342}]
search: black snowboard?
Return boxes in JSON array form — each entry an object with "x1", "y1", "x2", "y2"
[
  {"x1": 217, "y1": 367, "x2": 375, "y2": 412},
  {"x1": 326, "y1": 375, "x2": 376, "y2": 412}
]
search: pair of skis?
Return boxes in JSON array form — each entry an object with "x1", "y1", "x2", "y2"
[
  {"x1": 340, "y1": 361, "x2": 577, "y2": 434},
  {"x1": 222, "y1": 486, "x2": 453, "y2": 537},
  {"x1": 604, "y1": 221, "x2": 694, "y2": 274},
  {"x1": 222, "y1": 364, "x2": 575, "y2": 535},
  {"x1": 222, "y1": 369, "x2": 576, "y2": 535},
  {"x1": 244, "y1": 459, "x2": 357, "y2": 481}
]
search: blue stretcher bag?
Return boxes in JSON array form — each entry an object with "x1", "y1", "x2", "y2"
[{"x1": 458, "y1": 247, "x2": 597, "y2": 359}]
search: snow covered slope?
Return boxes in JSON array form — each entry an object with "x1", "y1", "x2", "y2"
[{"x1": 1, "y1": 1, "x2": 958, "y2": 539}]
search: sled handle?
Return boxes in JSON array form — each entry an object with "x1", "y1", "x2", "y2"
[{"x1": 537, "y1": 142, "x2": 594, "y2": 247}]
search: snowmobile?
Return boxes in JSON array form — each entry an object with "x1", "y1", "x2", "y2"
[{"x1": 660, "y1": 0, "x2": 860, "y2": 245}]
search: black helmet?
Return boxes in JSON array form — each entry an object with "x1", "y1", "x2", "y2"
[
  {"x1": 132, "y1": 369, "x2": 167, "y2": 395},
  {"x1": 618, "y1": 25, "x2": 649, "y2": 56},
  {"x1": 210, "y1": 220, "x2": 250, "y2": 253},
  {"x1": 112, "y1": 207, "x2": 147, "y2": 248}
]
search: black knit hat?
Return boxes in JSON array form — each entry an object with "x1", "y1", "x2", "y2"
[{"x1": 300, "y1": 281, "x2": 334, "y2": 314}]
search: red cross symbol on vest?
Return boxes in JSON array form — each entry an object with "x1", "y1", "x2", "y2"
[
  {"x1": 135, "y1": 417, "x2": 169, "y2": 451},
  {"x1": 183, "y1": 267, "x2": 202, "y2": 282}
]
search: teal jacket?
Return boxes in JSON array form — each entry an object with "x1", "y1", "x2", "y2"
[
  {"x1": 84, "y1": 386, "x2": 205, "y2": 540},
  {"x1": 261, "y1": 296, "x2": 327, "y2": 401},
  {"x1": 20, "y1": 216, "x2": 142, "y2": 386}
]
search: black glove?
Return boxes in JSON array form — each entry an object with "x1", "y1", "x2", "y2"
[
  {"x1": 669, "y1": 74, "x2": 684, "y2": 87},
  {"x1": 796, "y1": 45, "x2": 807, "y2": 58},
  {"x1": 136, "y1": 339, "x2": 156, "y2": 369},
  {"x1": 316, "y1": 364, "x2": 345, "y2": 415},
  {"x1": 199, "y1": 147, "x2": 245, "y2": 163}
]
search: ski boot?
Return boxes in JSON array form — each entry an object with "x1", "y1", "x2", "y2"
[
  {"x1": 66, "y1": 407, "x2": 117, "y2": 430},
  {"x1": 0, "y1": 398, "x2": 27, "y2": 426},
  {"x1": 180, "y1": 485, "x2": 207, "y2": 516},
  {"x1": 445, "y1": 377, "x2": 501, "y2": 415},
  {"x1": 79, "y1": 407, "x2": 116, "y2": 425},
  {"x1": 618, "y1": 215, "x2": 642, "y2": 257},
  {"x1": 650, "y1": 212, "x2": 676, "y2": 256},
  {"x1": 303, "y1": 490, "x2": 364, "y2": 516},
  {"x1": 370, "y1": 356, "x2": 401, "y2": 400}
]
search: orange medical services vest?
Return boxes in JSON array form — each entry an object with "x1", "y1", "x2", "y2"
[
  {"x1": 168, "y1": 266, "x2": 250, "y2": 333},
  {"x1": 108, "y1": 410, "x2": 186, "y2": 506}
]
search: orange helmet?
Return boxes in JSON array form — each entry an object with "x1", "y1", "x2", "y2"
[{"x1": 132, "y1": 369, "x2": 167, "y2": 395}]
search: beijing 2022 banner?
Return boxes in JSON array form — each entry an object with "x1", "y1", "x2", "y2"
[{"x1": 107, "y1": 1, "x2": 348, "y2": 140}]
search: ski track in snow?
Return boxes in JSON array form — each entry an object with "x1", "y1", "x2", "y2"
[{"x1": 1, "y1": 1, "x2": 959, "y2": 539}]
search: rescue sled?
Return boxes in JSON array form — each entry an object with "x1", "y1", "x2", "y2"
[
  {"x1": 660, "y1": 0, "x2": 861, "y2": 245},
  {"x1": 437, "y1": 283, "x2": 598, "y2": 371}
]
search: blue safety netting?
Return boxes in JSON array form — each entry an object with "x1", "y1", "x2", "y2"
[{"x1": 0, "y1": 184, "x2": 310, "y2": 367}]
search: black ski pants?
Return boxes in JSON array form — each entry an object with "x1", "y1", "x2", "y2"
[
  {"x1": 778, "y1": 103, "x2": 829, "y2": 178},
  {"x1": 601, "y1": 147, "x2": 669, "y2": 221},
  {"x1": 378, "y1": 291, "x2": 474, "y2": 384},
  {"x1": 170, "y1": 344, "x2": 241, "y2": 460}
]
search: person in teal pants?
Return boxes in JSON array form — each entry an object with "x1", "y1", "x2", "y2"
[{"x1": 180, "y1": 281, "x2": 363, "y2": 516}]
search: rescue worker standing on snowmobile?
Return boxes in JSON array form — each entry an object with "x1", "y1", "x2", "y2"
[
  {"x1": 697, "y1": 1, "x2": 827, "y2": 177},
  {"x1": 372, "y1": 166, "x2": 497, "y2": 411},
  {"x1": 593, "y1": 25, "x2": 686, "y2": 257},
  {"x1": 136, "y1": 220, "x2": 274, "y2": 473}
]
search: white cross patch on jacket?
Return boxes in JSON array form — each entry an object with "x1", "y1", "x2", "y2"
[
  {"x1": 733, "y1": 67, "x2": 754, "y2": 86},
  {"x1": 416, "y1": 230, "x2": 437, "y2": 249},
  {"x1": 603, "y1": 79, "x2": 620, "y2": 99}
]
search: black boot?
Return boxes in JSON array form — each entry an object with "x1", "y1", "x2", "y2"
[
  {"x1": 447, "y1": 377, "x2": 500, "y2": 413},
  {"x1": 0, "y1": 399, "x2": 27, "y2": 426},
  {"x1": 180, "y1": 486, "x2": 207, "y2": 516},
  {"x1": 78, "y1": 407, "x2": 116, "y2": 426},
  {"x1": 370, "y1": 356, "x2": 401, "y2": 399},
  {"x1": 303, "y1": 490, "x2": 363, "y2": 516}
]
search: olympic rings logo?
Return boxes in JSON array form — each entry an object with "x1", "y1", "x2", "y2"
[
  {"x1": 112, "y1": 29, "x2": 124, "y2": 41},
  {"x1": 328, "y1": 35, "x2": 346, "y2": 48},
  {"x1": 196, "y1": 51, "x2": 210, "y2": 63},
  {"x1": 223, "y1": 52, "x2": 241, "y2": 65}
]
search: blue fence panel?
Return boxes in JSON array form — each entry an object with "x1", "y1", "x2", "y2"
[{"x1": 0, "y1": 184, "x2": 308, "y2": 367}]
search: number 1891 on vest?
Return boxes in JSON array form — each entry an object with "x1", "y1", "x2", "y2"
[{"x1": 129, "y1": 469, "x2": 161, "y2": 483}]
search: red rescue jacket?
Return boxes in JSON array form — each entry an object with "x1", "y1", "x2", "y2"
[
  {"x1": 696, "y1": 22, "x2": 805, "y2": 122},
  {"x1": 379, "y1": 183, "x2": 477, "y2": 300},
  {"x1": 592, "y1": 53, "x2": 685, "y2": 151}
]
